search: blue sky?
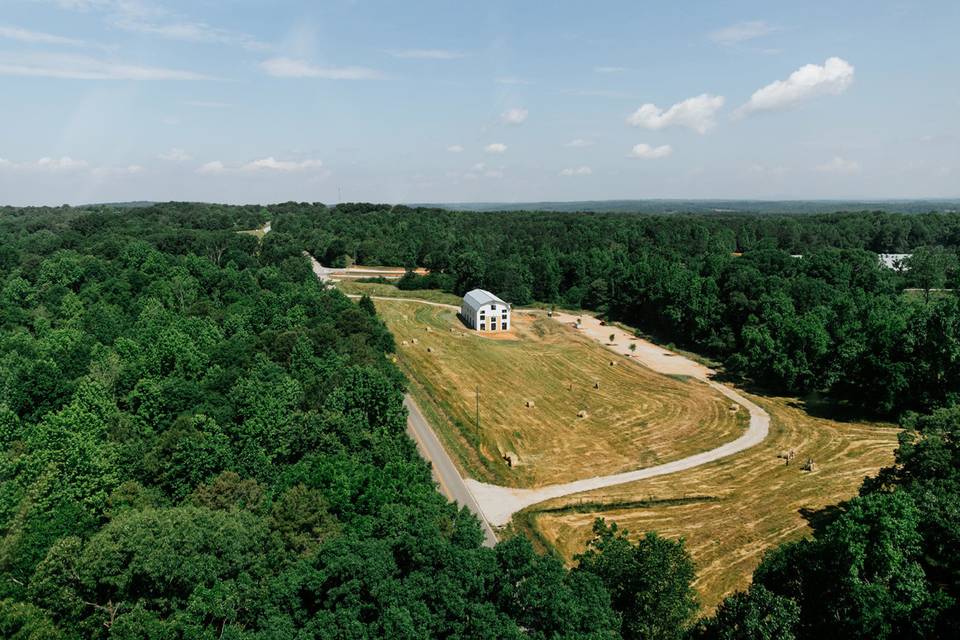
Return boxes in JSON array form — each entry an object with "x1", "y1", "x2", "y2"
[{"x1": 0, "y1": 0, "x2": 958, "y2": 205}]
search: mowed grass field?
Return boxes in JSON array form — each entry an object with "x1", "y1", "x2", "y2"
[
  {"x1": 520, "y1": 395, "x2": 899, "y2": 610},
  {"x1": 336, "y1": 280, "x2": 463, "y2": 306},
  {"x1": 375, "y1": 299, "x2": 747, "y2": 488}
]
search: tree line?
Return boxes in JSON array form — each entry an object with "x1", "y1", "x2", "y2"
[{"x1": 269, "y1": 202, "x2": 960, "y2": 415}]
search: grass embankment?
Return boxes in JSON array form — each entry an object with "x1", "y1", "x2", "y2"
[
  {"x1": 335, "y1": 280, "x2": 463, "y2": 306},
  {"x1": 522, "y1": 395, "x2": 898, "y2": 610},
  {"x1": 375, "y1": 299, "x2": 747, "y2": 488}
]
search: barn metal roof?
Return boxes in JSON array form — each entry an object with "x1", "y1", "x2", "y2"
[{"x1": 463, "y1": 289, "x2": 506, "y2": 309}]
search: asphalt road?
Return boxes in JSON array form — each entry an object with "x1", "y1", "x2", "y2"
[{"x1": 404, "y1": 395, "x2": 498, "y2": 548}]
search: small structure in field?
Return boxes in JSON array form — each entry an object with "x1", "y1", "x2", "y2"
[
  {"x1": 577, "y1": 409, "x2": 588, "y2": 418},
  {"x1": 525, "y1": 400, "x2": 535, "y2": 408},
  {"x1": 460, "y1": 289, "x2": 511, "y2": 332}
]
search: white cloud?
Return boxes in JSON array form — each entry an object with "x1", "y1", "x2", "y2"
[
  {"x1": 260, "y1": 57, "x2": 380, "y2": 80},
  {"x1": 485, "y1": 143, "x2": 507, "y2": 154},
  {"x1": 42, "y1": 0, "x2": 268, "y2": 50},
  {"x1": 747, "y1": 164, "x2": 789, "y2": 178},
  {"x1": 92, "y1": 164, "x2": 143, "y2": 176},
  {"x1": 501, "y1": 107, "x2": 528, "y2": 125},
  {"x1": 472, "y1": 162, "x2": 486, "y2": 171},
  {"x1": 388, "y1": 49, "x2": 464, "y2": 59},
  {"x1": 495, "y1": 76, "x2": 531, "y2": 85},
  {"x1": 629, "y1": 144, "x2": 672, "y2": 159},
  {"x1": 564, "y1": 138, "x2": 593, "y2": 147},
  {"x1": 594, "y1": 66, "x2": 626, "y2": 74},
  {"x1": 709, "y1": 21, "x2": 778, "y2": 45},
  {"x1": 183, "y1": 100, "x2": 231, "y2": 108},
  {"x1": 242, "y1": 157, "x2": 323, "y2": 172},
  {"x1": 815, "y1": 156, "x2": 860, "y2": 174},
  {"x1": 35, "y1": 156, "x2": 89, "y2": 170},
  {"x1": 0, "y1": 52, "x2": 207, "y2": 80},
  {"x1": 0, "y1": 155, "x2": 120, "y2": 173},
  {"x1": 0, "y1": 25, "x2": 86, "y2": 46},
  {"x1": 197, "y1": 157, "x2": 324, "y2": 174},
  {"x1": 736, "y1": 57, "x2": 854, "y2": 116},
  {"x1": 627, "y1": 94, "x2": 725, "y2": 134},
  {"x1": 158, "y1": 148, "x2": 191, "y2": 162},
  {"x1": 447, "y1": 144, "x2": 464, "y2": 153},
  {"x1": 112, "y1": 18, "x2": 268, "y2": 51},
  {"x1": 559, "y1": 166, "x2": 592, "y2": 176},
  {"x1": 197, "y1": 160, "x2": 225, "y2": 174}
]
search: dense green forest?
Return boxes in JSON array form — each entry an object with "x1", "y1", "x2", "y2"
[{"x1": 0, "y1": 201, "x2": 958, "y2": 638}]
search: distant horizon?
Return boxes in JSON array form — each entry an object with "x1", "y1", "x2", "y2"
[{"x1": 32, "y1": 197, "x2": 958, "y2": 215}]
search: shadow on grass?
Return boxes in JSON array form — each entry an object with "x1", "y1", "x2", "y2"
[{"x1": 799, "y1": 503, "x2": 846, "y2": 536}]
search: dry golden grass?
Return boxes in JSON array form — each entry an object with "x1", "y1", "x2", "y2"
[
  {"x1": 523, "y1": 394, "x2": 899, "y2": 611},
  {"x1": 376, "y1": 299, "x2": 747, "y2": 488}
]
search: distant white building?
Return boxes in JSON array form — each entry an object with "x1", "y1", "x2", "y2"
[{"x1": 461, "y1": 289, "x2": 511, "y2": 332}]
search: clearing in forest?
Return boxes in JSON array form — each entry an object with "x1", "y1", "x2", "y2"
[
  {"x1": 375, "y1": 299, "x2": 748, "y2": 488},
  {"x1": 516, "y1": 394, "x2": 898, "y2": 610}
]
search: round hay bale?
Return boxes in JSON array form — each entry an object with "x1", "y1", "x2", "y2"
[
  {"x1": 525, "y1": 400, "x2": 535, "y2": 408},
  {"x1": 426, "y1": 346, "x2": 434, "y2": 353},
  {"x1": 729, "y1": 403, "x2": 739, "y2": 412},
  {"x1": 593, "y1": 381, "x2": 600, "y2": 389},
  {"x1": 577, "y1": 409, "x2": 588, "y2": 419},
  {"x1": 411, "y1": 338, "x2": 418, "y2": 344},
  {"x1": 401, "y1": 340, "x2": 408, "y2": 346},
  {"x1": 609, "y1": 360, "x2": 617, "y2": 366}
]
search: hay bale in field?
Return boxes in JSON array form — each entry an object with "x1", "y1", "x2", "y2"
[
  {"x1": 729, "y1": 403, "x2": 739, "y2": 412},
  {"x1": 577, "y1": 409, "x2": 588, "y2": 418},
  {"x1": 426, "y1": 346, "x2": 434, "y2": 353},
  {"x1": 593, "y1": 381, "x2": 600, "y2": 389},
  {"x1": 426, "y1": 327, "x2": 432, "y2": 332},
  {"x1": 401, "y1": 340, "x2": 408, "y2": 346},
  {"x1": 801, "y1": 458, "x2": 815, "y2": 472},
  {"x1": 609, "y1": 360, "x2": 617, "y2": 366},
  {"x1": 525, "y1": 400, "x2": 535, "y2": 408},
  {"x1": 410, "y1": 338, "x2": 418, "y2": 344}
]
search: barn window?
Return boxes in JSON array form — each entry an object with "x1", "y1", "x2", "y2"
[
  {"x1": 502, "y1": 323, "x2": 507, "y2": 330},
  {"x1": 480, "y1": 323, "x2": 486, "y2": 330}
]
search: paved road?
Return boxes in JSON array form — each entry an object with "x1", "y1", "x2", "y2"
[{"x1": 404, "y1": 395, "x2": 498, "y2": 547}]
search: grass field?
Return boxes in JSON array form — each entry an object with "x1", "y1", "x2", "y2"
[
  {"x1": 375, "y1": 299, "x2": 748, "y2": 488},
  {"x1": 516, "y1": 394, "x2": 899, "y2": 610}
]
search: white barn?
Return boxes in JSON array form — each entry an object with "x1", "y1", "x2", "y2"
[{"x1": 461, "y1": 289, "x2": 511, "y2": 332}]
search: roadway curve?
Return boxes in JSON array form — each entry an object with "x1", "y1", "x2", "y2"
[
  {"x1": 309, "y1": 259, "x2": 769, "y2": 535},
  {"x1": 404, "y1": 396, "x2": 498, "y2": 547}
]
